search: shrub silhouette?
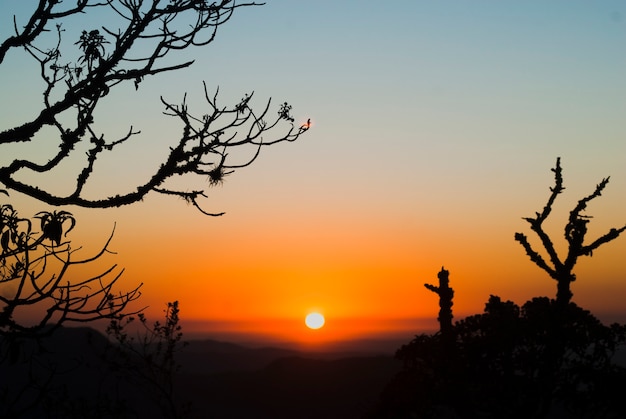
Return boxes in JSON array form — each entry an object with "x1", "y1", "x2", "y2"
[{"x1": 106, "y1": 301, "x2": 189, "y2": 418}]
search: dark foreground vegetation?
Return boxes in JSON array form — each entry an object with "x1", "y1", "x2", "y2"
[
  {"x1": 374, "y1": 159, "x2": 626, "y2": 418},
  {"x1": 2, "y1": 300, "x2": 624, "y2": 418},
  {"x1": 375, "y1": 295, "x2": 626, "y2": 418}
]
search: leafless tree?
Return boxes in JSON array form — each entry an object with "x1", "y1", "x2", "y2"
[
  {"x1": 0, "y1": 1, "x2": 310, "y2": 215},
  {"x1": 515, "y1": 158, "x2": 626, "y2": 305}
]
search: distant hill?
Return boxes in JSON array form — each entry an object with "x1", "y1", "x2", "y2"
[
  {"x1": 180, "y1": 338, "x2": 301, "y2": 374},
  {"x1": 1, "y1": 326, "x2": 402, "y2": 418},
  {"x1": 179, "y1": 335, "x2": 406, "y2": 374},
  {"x1": 177, "y1": 337, "x2": 403, "y2": 417}
]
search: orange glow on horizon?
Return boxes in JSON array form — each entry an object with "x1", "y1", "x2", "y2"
[
  {"x1": 180, "y1": 314, "x2": 437, "y2": 349},
  {"x1": 58, "y1": 202, "x2": 626, "y2": 347}
]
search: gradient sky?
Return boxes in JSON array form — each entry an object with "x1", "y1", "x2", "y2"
[{"x1": 1, "y1": 1, "x2": 625, "y2": 348}]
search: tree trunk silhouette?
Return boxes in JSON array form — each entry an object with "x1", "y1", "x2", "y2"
[
  {"x1": 556, "y1": 274, "x2": 574, "y2": 305},
  {"x1": 424, "y1": 267, "x2": 454, "y2": 338}
]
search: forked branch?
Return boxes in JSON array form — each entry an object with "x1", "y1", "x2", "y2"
[{"x1": 515, "y1": 158, "x2": 626, "y2": 304}]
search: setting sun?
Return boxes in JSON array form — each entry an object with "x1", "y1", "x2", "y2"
[{"x1": 305, "y1": 312, "x2": 325, "y2": 330}]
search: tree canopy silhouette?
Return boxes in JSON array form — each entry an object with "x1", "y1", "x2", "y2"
[
  {"x1": 378, "y1": 288, "x2": 626, "y2": 418},
  {"x1": 0, "y1": 0, "x2": 309, "y2": 215}
]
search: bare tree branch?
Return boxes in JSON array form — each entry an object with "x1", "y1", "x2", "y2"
[
  {"x1": 1, "y1": 205, "x2": 142, "y2": 338},
  {"x1": 0, "y1": 0, "x2": 306, "y2": 215},
  {"x1": 513, "y1": 232, "x2": 558, "y2": 280},
  {"x1": 515, "y1": 158, "x2": 626, "y2": 304},
  {"x1": 520, "y1": 157, "x2": 565, "y2": 273}
]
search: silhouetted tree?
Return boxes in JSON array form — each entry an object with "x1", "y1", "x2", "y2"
[
  {"x1": 424, "y1": 266, "x2": 454, "y2": 339},
  {"x1": 515, "y1": 157, "x2": 626, "y2": 305},
  {"x1": 0, "y1": 1, "x2": 309, "y2": 215}
]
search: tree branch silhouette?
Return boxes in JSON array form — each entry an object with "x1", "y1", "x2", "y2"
[
  {"x1": 515, "y1": 157, "x2": 626, "y2": 304},
  {"x1": 0, "y1": 1, "x2": 309, "y2": 215},
  {"x1": 0, "y1": 204, "x2": 141, "y2": 339}
]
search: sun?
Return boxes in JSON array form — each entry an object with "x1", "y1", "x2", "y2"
[{"x1": 305, "y1": 312, "x2": 325, "y2": 330}]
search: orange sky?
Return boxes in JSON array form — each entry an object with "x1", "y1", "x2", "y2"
[
  {"x1": 28, "y1": 170, "x2": 622, "y2": 349},
  {"x1": 5, "y1": 159, "x2": 626, "y2": 349}
]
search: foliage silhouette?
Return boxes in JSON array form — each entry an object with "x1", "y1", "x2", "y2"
[
  {"x1": 375, "y1": 159, "x2": 626, "y2": 418},
  {"x1": 515, "y1": 157, "x2": 626, "y2": 304},
  {"x1": 0, "y1": 1, "x2": 310, "y2": 215}
]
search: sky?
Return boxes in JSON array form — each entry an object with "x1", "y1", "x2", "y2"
[{"x1": 1, "y1": 1, "x2": 625, "y2": 349}]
